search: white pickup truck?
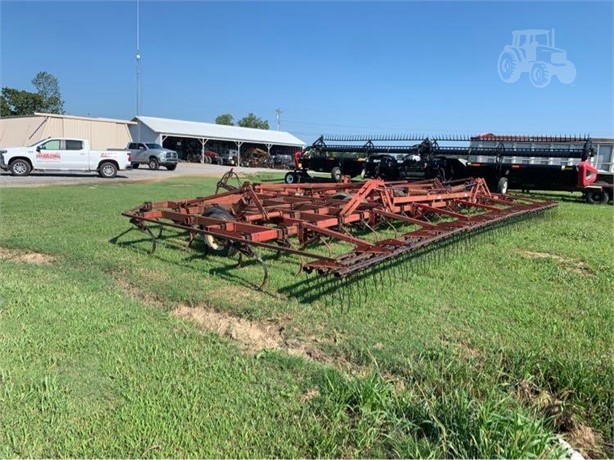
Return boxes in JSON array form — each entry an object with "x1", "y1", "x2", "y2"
[{"x1": 0, "y1": 138, "x2": 132, "y2": 178}]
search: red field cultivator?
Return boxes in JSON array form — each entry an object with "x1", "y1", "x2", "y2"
[{"x1": 119, "y1": 170, "x2": 557, "y2": 296}]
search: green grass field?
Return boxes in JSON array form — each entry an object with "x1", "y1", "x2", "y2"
[{"x1": 0, "y1": 175, "x2": 612, "y2": 458}]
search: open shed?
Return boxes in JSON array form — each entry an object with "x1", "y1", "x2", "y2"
[{"x1": 130, "y1": 116, "x2": 305, "y2": 164}]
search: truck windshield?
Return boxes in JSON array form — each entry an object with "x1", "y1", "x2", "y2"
[{"x1": 145, "y1": 143, "x2": 163, "y2": 149}]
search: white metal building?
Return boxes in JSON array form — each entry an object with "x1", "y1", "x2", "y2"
[
  {"x1": 0, "y1": 113, "x2": 134, "y2": 149},
  {"x1": 130, "y1": 116, "x2": 305, "y2": 163}
]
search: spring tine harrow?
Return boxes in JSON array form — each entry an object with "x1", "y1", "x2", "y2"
[{"x1": 121, "y1": 175, "x2": 557, "y2": 297}]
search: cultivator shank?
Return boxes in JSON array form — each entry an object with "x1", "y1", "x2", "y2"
[{"x1": 121, "y1": 174, "x2": 556, "y2": 288}]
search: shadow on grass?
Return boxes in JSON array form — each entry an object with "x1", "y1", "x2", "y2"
[
  {"x1": 509, "y1": 190, "x2": 586, "y2": 204},
  {"x1": 109, "y1": 225, "x2": 292, "y2": 299},
  {"x1": 109, "y1": 211, "x2": 542, "y2": 308}
]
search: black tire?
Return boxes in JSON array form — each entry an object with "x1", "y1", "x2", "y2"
[
  {"x1": 166, "y1": 164, "x2": 177, "y2": 171},
  {"x1": 148, "y1": 157, "x2": 159, "y2": 170},
  {"x1": 201, "y1": 207, "x2": 238, "y2": 257},
  {"x1": 331, "y1": 166, "x2": 343, "y2": 182},
  {"x1": 131, "y1": 163, "x2": 139, "y2": 169},
  {"x1": 377, "y1": 155, "x2": 398, "y2": 180},
  {"x1": 98, "y1": 161, "x2": 118, "y2": 178},
  {"x1": 496, "y1": 177, "x2": 509, "y2": 194},
  {"x1": 331, "y1": 192, "x2": 352, "y2": 201},
  {"x1": 586, "y1": 189, "x2": 610, "y2": 205},
  {"x1": 9, "y1": 159, "x2": 31, "y2": 177},
  {"x1": 284, "y1": 172, "x2": 298, "y2": 184}
]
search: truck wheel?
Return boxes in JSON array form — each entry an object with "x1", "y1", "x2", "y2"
[
  {"x1": 201, "y1": 207, "x2": 238, "y2": 257},
  {"x1": 331, "y1": 166, "x2": 343, "y2": 182},
  {"x1": 9, "y1": 159, "x2": 32, "y2": 177},
  {"x1": 496, "y1": 177, "x2": 509, "y2": 194},
  {"x1": 586, "y1": 189, "x2": 609, "y2": 205},
  {"x1": 284, "y1": 172, "x2": 298, "y2": 184},
  {"x1": 148, "y1": 157, "x2": 159, "y2": 170},
  {"x1": 166, "y1": 164, "x2": 177, "y2": 171},
  {"x1": 99, "y1": 161, "x2": 118, "y2": 178},
  {"x1": 131, "y1": 163, "x2": 139, "y2": 169}
]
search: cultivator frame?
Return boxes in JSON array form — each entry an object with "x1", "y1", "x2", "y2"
[{"x1": 120, "y1": 170, "x2": 557, "y2": 290}]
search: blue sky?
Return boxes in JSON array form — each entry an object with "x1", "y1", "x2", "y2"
[{"x1": 1, "y1": 1, "x2": 612, "y2": 142}]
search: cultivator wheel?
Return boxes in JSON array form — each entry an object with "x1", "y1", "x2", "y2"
[{"x1": 201, "y1": 207, "x2": 238, "y2": 257}]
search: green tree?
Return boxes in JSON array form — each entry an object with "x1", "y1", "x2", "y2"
[
  {"x1": 237, "y1": 113, "x2": 269, "y2": 130},
  {"x1": 215, "y1": 113, "x2": 234, "y2": 125},
  {"x1": 0, "y1": 87, "x2": 45, "y2": 116},
  {"x1": 0, "y1": 71, "x2": 64, "y2": 116},
  {"x1": 32, "y1": 71, "x2": 64, "y2": 114}
]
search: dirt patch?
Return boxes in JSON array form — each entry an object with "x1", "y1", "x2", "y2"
[
  {"x1": 457, "y1": 340, "x2": 481, "y2": 359},
  {"x1": 520, "y1": 250, "x2": 591, "y2": 275},
  {"x1": 116, "y1": 278, "x2": 374, "y2": 377},
  {"x1": 515, "y1": 380, "x2": 606, "y2": 458},
  {"x1": 299, "y1": 388, "x2": 321, "y2": 404},
  {"x1": 442, "y1": 337, "x2": 482, "y2": 360},
  {"x1": 173, "y1": 304, "x2": 326, "y2": 361},
  {"x1": 564, "y1": 423, "x2": 606, "y2": 459},
  {"x1": 0, "y1": 247, "x2": 54, "y2": 265}
]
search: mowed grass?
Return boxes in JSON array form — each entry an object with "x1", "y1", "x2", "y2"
[{"x1": 0, "y1": 175, "x2": 612, "y2": 458}]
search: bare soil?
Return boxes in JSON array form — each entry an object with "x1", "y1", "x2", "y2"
[
  {"x1": 515, "y1": 379, "x2": 606, "y2": 458},
  {"x1": 520, "y1": 250, "x2": 592, "y2": 275},
  {"x1": 0, "y1": 247, "x2": 54, "y2": 265}
]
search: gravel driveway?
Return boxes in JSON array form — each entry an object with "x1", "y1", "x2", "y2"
[{"x1": 0, "y1": 162, "x2": 285, "y2": 188}]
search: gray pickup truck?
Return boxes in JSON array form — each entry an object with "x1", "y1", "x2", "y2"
[{"x1": 126, "y1": 142, "x2": 178, "y2": 170}]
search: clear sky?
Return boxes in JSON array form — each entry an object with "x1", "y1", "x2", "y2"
[{"x1": 1, "y1": 1, "x2": 612, "y2": 143}]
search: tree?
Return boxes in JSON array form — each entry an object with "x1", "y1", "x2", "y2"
[
  {"x1": 0, "y1": 71, "x2": 64, "y2": 116},
  {"x1": 0, "y1": 87, "x2": 45, "y2": 116},
  {"x1": 237, "y1": 113, "x2": 269, "y2": 130},
  {"x1": 32, "y1": 71, "x2": 64, "y2": 114},
  {"x1": 215, "y1": 113, "x2": 234, "y2": 125}
]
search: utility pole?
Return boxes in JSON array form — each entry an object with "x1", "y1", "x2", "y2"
[
  {"x1": 136, "y1": 0, "x2": 142, "y2": 141},
  {"x1": 276, "y1": 108, "x2": 282, "y2": 131}
]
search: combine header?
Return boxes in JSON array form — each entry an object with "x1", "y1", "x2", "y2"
[{"x1": 120, "y1": 170, "x2": 557, "y2": 293}]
